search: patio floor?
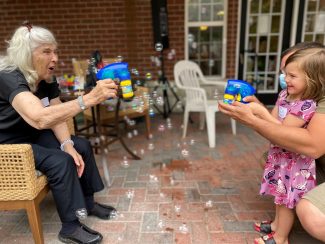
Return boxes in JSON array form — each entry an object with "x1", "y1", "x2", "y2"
[{"x1": 0, "y1": 112, "x2": 322, "y2": 244}]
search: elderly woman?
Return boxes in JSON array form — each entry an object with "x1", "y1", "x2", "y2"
[{"x1": 0, "y1": 22, "x2": 117, "y2": 243}]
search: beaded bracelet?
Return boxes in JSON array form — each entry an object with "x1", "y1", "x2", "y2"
[{"x1": 60, "y1": 139, "x2": 74, "y2": 151}]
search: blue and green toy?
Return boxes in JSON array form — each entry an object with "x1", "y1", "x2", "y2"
[
  {"x1": 223, "y1": 79, "x2": 256, "y2": 104},
  {"x1": 96, "y1": 62, "x2": 134, "y2": 101}
]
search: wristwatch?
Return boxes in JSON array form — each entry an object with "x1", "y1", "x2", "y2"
[{"x1": 77, "y1": 95, "x2": 86, "y2": 111}]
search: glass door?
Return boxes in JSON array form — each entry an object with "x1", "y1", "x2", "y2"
[{"x1": 243, "y1": 0, "x2": 285, "y2": 95}]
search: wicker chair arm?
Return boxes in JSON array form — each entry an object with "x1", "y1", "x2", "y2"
[{"x1": 0, "y1": 144, "x2": 43, "y2": 201}]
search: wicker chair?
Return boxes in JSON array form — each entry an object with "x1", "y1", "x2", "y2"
[{"x1": 0, "y1": 119, "x2": 75, "y2": 244}]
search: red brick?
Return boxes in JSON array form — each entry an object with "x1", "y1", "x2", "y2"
[{"x1": 210, "y1": 232, "x2": 247, "y2": 243}]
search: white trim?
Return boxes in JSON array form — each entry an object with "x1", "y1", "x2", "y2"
[
  {"x1": 235, "y1": 0, "x2": 241, "y2": 79},
  {"x1": 222, "y1": 0, "x2": 228, "y2": 78},
  {"x1": 184, "y1": 0, "x2": 188, "y2": 60},
  {"x1": 290, "y1": 0, "x2": 299, "y2": 45},
  {"x1": 301, "y1": 0, "x2": 308, "y2": 42},
  {"x1": 188, "y1": 21, "x2": 225, "y2": 26}
]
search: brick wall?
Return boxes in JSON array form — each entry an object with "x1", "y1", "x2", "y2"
[
  {"x1": 0, "y1": 0, "x2": 238, "y2": 81},
  {"x1": 226, "y1": 0, "x2": 239, "y2": 78}
]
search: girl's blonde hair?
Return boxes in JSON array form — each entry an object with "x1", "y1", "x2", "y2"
[
  {"x1": 285, "y1": 48, "x2": 325, "y2": 102},
  {"x1": 0, "y1": 23, "x2": 57, "y2": 92}
]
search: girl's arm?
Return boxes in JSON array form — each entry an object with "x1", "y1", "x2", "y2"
[
  {"x1": 247, "y1": 102, "x2": 281, "y2": 124},
  {"x1": 218, "y1": 101, "x2": 325, "y2": 158},
  {"x1": 282, "y1": 114, "x2": 307, "y2": 128}
]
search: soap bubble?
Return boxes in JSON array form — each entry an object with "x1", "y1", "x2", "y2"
[
  {"x1": 136, "y1": 79, "x2": 142, "y2": 86},
  {"x1": 149, "y1": 108, "x2": 155, "y2": 117},
  {"x1": 157, "y1": 219, "x2": 165, "y2": 233},
  {"x1": 148, "y1": 143, "x2": 155, "y2": 150},
  {"x1": 158, "y1": 124, "x2": 166, "y2": 132},
  {"x1": 136, "y1": 106, "x2": 144, "y2": 113},
  {"x1": 170, "y1": 178, "x2": 175, "y2": 186},
  {"x1": 181, "y1": 149, "x2": 189, "y2": 157},
  {"x1": 75, "y1": 208, "x2": 87, "y2": 220},
  {"x1": 205, "y1": 200, "x2": 213, "y2": 208},
  {"x1": 116, "y1": 56, "x2": 123, "y2": 62},
  {"x1": 156, "y1": 96, "x2": 164, "y2": 106},
  {"x1": 166, "y1": 118, "x2": 173, "y2": 129},
  {"x1": 146, "y1": 72, "x2": 152, "y2": 80},
  {"x1": 155, "y1": 42, "x2": 163, "y2": 52},
  {"x1": 189, "y1": 139, "x2": 195, "y2": 145},
  {"x1": 179, "y1": 223, "x2": 189, "y2": 234},
  {"x1": 109, "y1": 210, "x2": 118, "y2": 219},
  {"x1": 126, "y1": 189, "x2": 135, "y2": 199},
  {"x1": 152, "y1": 91, "x2": 158, "y2": 98},
  {"x1": 121, "y1": 156, "x2": 130, "y2": 168},
  {"x1": 131, "y1": 68, "x2": 139, "y2": 76},
  {"x1": 149, "y1": 174, "x2": 158, "y2": 183},
  {"x1": 174, "y1": 204, "x2": 181, "y2": 213}
]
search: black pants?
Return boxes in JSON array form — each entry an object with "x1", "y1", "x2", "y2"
[{"x1": 31, "y1": 130, "x2": 104, "y2": 222}]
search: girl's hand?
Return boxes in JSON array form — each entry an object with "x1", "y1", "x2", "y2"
[
  {"x1": 243, "y1": 95, "x2": 263, "y2": 105},
  {"x1": 247, "y1": 102, "x2": 270, "y2": 118},
  {"x1": 64, "y1": 144, "x2": 85, "y2": 177},
  {"x1": 218, "y1": 101, "x2": 256, "y2": 127}
]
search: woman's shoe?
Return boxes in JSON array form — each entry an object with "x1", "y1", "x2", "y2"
[
  {"x1": 58, "y1": 223, "x2": 103, "y2": 243},
  {"x1": 89, "y1": 202, "x2": 117, "y2": 220},
  {"x1": 254, "y1": 220, "x2": 273, "y2": 234}
]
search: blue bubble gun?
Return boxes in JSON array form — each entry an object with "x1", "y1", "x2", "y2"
[
  {"x1": 223, "y1": 79, "x2": 256, "y2": 104},
  {"x1": 96, "y1": 62, "x2": 134, "y2": 101}
]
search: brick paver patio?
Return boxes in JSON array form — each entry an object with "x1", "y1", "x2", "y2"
[{"x1": 0, "y1": 113, "x2": 322, "y2": 243}]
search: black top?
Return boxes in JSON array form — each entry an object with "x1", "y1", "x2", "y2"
[{"x1": 0, "y1": 69, "x2": 60, "y2": 143}]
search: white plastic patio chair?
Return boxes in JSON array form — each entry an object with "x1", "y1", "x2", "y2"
[{"x1": 173, "y1": 60, "x2": 236, "y2": 148}]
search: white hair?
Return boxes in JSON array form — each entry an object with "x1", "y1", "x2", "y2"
[{"x1": 0, "y1": 24, "x2": 57, "y2": 92}]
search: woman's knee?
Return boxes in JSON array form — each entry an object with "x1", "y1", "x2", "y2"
[
  {"x1": 72, "y1": 136, "x2": 92, "y2": 154},
  {"x1": 46, "y1": 153, "x2": 77, "y2": 180},
  {"x1": 296, "y1": 199, "x2": 309, "y2": 223},
  {"x1": 297, "y1": 199, "x2": 325, "y2": 238}
]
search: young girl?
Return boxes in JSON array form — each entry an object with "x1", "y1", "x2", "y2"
[{"x1": 252, "y1": 47, "x2": 325, "y2": 244}]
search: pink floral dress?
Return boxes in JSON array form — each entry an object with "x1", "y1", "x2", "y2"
[{"x1": 260, "y1": 90, "x2": 317, "y2": 209}]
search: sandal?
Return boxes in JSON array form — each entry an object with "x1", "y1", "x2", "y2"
[
  {"x1": 254, "y1": 234, "x2": 290, "y2": 244},
  {"x1": 254, "y1": 233, "x2": 276, "y2": 244},
  {"x1": 254, "y1": 220, "x2": 273, "y2": 234}
]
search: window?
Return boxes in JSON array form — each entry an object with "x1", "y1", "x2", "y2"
[
  {"x1": 303, "y1": 0, "x2": 325, "y2": 44},
  {"x1": 186, "y1": 0, "x2": 226, "y2": 77}
]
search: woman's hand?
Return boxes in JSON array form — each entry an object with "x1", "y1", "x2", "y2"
[
  {"x1": 64, "y1": 144, "x2": 85, "y2": 177},
  {"x1": 218, "y1": 101, "x2": 257, "y2": 127},
  {"x1": 84, "y1": 78, "x2": 118, "y2": 106}
]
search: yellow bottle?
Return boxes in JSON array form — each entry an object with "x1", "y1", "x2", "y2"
[{"x1": 120, "y1": 79, "x2": 134, "y2": 100}]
